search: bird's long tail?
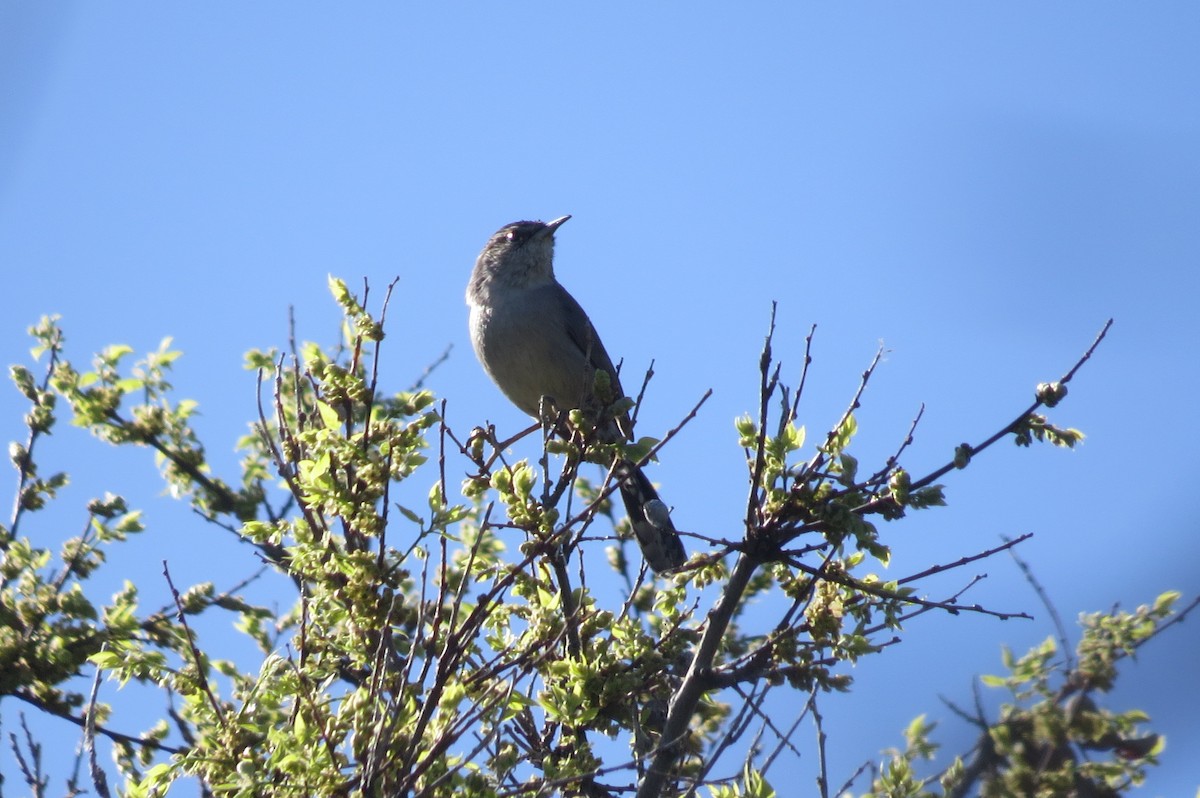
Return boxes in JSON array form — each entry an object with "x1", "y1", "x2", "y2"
[{"x1": 613, "y1": 459, "x2": 686, "y2": 574}]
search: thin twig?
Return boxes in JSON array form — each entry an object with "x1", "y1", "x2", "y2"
[
  {"x1": 162, "y1": 561, "x2": 226, "y2": 723},
  {"x1": 8, "y1": 326, "x2": 63, "y2": 539},
  {"x1": 685, "y1": 682, "x2": 767, "y2": 796},
  {"x1": 788, "y1": 323, "x2": 817, "y2": 425},
  {"x1": 885, "y1": 319, "x2": 1112, "y2": 502},
  {"x1": 810, "y1": 691, "x2": 829, "y2": 798},
  {"x1": 786, "y1": 557, "x2": 1032, "y2": 619},
  {"x1": 832, "y1": 760, "x2": 874, "y2": 798},
  {"x1": 409, "y1": 344, "x2": 454, "y2": 393},
  {"x1": 1006, "y1": 535, "x2": 1074, "y2": 669},
  {"x1": 561, "y1": 388, "x2": 712, "y2": 544},
  {"x1": 760, "y1": 696, "x2": 809, "y2": 776},
  {"x1": 746, "y1": 304, "x2": 780, "y2": 535},
  {"x1": 628, "y1": 358, "x2": 657, "y2": 433},
  {"x1": 10, "y1": 690, "x2": 183, "y2": 755},
  {"x1": 896, "y1": 534, "x2": 1033, "y2": 586},
  {"x1": 84, "y1": 655, "x2": 112, "y2": 798}
]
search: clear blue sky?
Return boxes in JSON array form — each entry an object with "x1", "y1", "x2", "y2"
[{"x1": 2, "y1": 4, "x2": 1198, "y2": 794}]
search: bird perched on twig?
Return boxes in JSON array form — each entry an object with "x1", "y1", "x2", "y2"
[{"x1": 466, "y1": 215, "x2": 686, "y2": 574}]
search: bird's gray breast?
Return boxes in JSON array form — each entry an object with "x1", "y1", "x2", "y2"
[{"x1": 469, "y1": 284, "x2": 593, "y2": 419}]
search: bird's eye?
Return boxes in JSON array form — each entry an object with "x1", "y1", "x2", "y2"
[{"x1": 505, "y1": 227, "x2": 531, "y2": 245}]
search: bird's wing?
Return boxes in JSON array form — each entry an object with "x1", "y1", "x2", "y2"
[{"x1": 553, "y1": 283, "x2": 625, "y2": 399}]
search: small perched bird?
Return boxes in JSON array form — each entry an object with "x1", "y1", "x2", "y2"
[{"x1": 466, "y1": 215, "x2": 686, "y2": 574}]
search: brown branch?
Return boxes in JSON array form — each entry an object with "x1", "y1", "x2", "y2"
[
  {"x1": 858, "y1": 403, "x2": 926, "y2": 493},
  {"x1": 162, "y1": 561, "x2": 226, "y2": 723},
  {"x1": 788, "y1": 323, "x2": 818, "y2": 424},
  {"x1": 799, "y1": 341, "x2": 887, "y2": 482},
  {"x1": 637, "y1": 552, "x2": 762, "y2": 798},
  {"x1": 896, "y1": 533, "x2": 1034, "y2": 585},
  {"x1": 409, "y1": 344, "x2": 454, "y2": 393},
  {"x1": 684, "y1": 682, "x2": 767, "y2": 795},
  {"x1": 758, "y1": 688, "x2": 809, "y2": 778},
  {"x1": 11, "y1": 689, "x2": 183, "y2": 755},
  {"x1": 1006, "y1": 535, "x2": 1074, "y2": 669},
  {"x1": 628, "y1": 357, "x2": 657, "y2": 433},
  {"x1": 809, "y1": 691, "x2": 830, "y2": 798},
  {"x1": 83, "y1": 659, "x2": 113, "y2": 798},
  {"x1": 745, "y1": 304, "x2": 780, "y2": 534},
  {"x1": 7, "y1": 327, "x2": 63, "y2": 539},
  {"x1": 867, "y1": 318, "x2": 1114, "y2": 509}
]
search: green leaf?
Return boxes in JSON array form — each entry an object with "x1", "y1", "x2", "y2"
[
  {"x1": 103, "y1": 344, "x2": 134, "y2": 362},
  {"x1": 1154, "y1": 590, "x2": 1181, "y2": 613},
  {"x1": 316, "y1": 399, "x2": 341, "y2": 430},
  {"x1": 89, "y1": 650, "x2": 125, "y2": 669}
]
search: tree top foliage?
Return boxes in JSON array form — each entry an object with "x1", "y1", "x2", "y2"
[{"x1": 1, "y1": 278, "x2": 1193, "y2": 798}]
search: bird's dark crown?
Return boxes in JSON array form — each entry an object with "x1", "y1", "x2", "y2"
[{"x1": 489, "y1": 220, "x2": 552, "y2": 249}]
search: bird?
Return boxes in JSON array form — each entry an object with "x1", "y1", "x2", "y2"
[{"x1": 466, "y1": 215, "x2": 686, "y2": 574}]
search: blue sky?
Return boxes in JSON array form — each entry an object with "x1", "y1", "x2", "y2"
[{"x1": 2, "y1": 3, "x2": 1198, "y2": 794}]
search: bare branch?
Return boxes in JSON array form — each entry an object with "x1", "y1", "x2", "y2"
[
  {"x1": 1006, "y1": 536, "x2": 1074, "y2": 670},
  {"x1": 162, "y1": 561, "x2": 226, "y2": 723},
  {"x1": 83, "y1": 656, "x2": 112, "y2": 798}
]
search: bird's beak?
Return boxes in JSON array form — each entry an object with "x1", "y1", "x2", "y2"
[{"x1": 544, "y1": 215, "x2": 571, "y2": 235}]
